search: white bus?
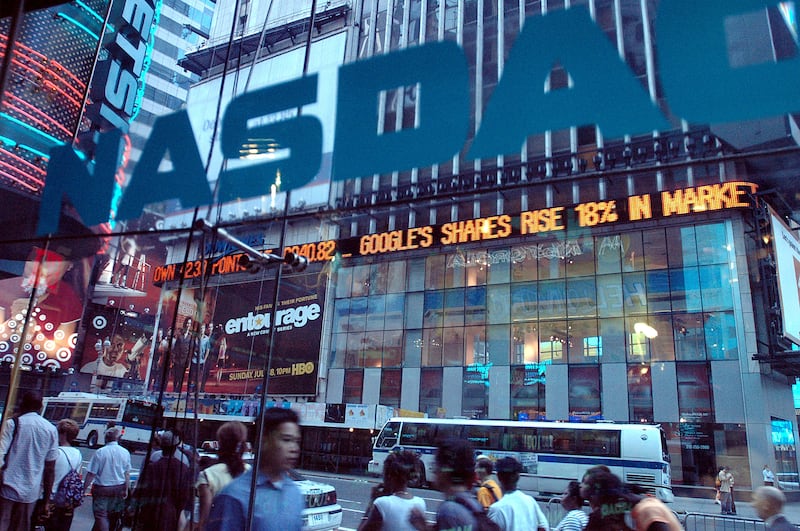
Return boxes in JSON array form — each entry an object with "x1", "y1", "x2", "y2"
[
  {"x1": 42, "y1": 392, "x2": 162, "y2": 449},
  {"x1": 368, "y1": 417, "x2": 673, "y2": 503}
]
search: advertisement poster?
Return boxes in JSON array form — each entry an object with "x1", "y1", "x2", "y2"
[
  {"x1": 151, "y1": 271, "x2": 326, "y2": 395},
  {"x1": 770, "y1": 207, "x2": 800, "y2": 346},
  {"x1": 0, "y1": 249, "x2": 93, "y2": 371},
  {"x1": 79, "y1": 304, "x2": 157, "y2": 387}
]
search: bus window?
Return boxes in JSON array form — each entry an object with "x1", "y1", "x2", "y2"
[
  {"x1": 89, "y1": 403, "x2": 121, "y2": 419},
  {"x1": 539, "y1": 428, "x2": 576, "y2": 454},
  {"x1": 503, "y1": 426, "x2": 536, "y2": 452},
  {"x1": 401, "y1": 423, "x2": 437, "y2": 446},
  {"x1": 122, "y1": 401, "x2": 159, "y2": 426},
  {"x1": 433, "y1": 424, "x2": 461, "y2": 444},
  {"x1": 576, "y1": 429, "x2": 620, "y2": 457},
  {"x1": 463, "y1": 425, "x2": 504, "y2": 451},
  {"x1": 375, "y1": 422, "x2": 400, "y2": 448}
]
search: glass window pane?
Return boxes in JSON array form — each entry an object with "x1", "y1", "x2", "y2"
[
  {"x1": 539, "y1": 321, "x2": 567, "y2": 363},
  {"x1": 673, "y1": 313, "x2": 707, "y2": 361},
  {"x1": 510, "y1": 365, "x2": 545, "y2": 421},
  {"x1": 569, "y1": 366, "x2": 601, "y2": 419},
  {"x1": 622, "y1": 272, "x2": 648, "y2": 315},
  {"x1": 465, "y1": 287, "x2": 486, "y2": 325},
  {"x1": 465, "y1": 326, "x2": 487, "y2": 365},
  {"x1": 666, "y1": 226, "x2": 698, "y2": 268},
  {"x1": 511, "y1": 282, "x2": 538, "y2": 322},
  {"x1": 332, "y1": 299, "x2": 350, "y2": 334},
  {"x1": 627, "y1": 318, "x2": 652, "y2": 363},
  {"x1": 385, "y1": 293, "x2": 405, "y2": 330},
  {"x1": 422, "y1": 328, "x2": 443, "y2": 366},
  {"x1": 628, "y1": 364, "x2": 653, "y2": 422},
  {"x1": 443, "y1": 327, "x2": 464, "y2": 365},
  {"x1": 568, "y1": 319, "x2": 600, "y2": 364},
  {"x1": 646, "y1": 270, "x2": 672, "y2": 313},
  {"x1": 598, "y1": 318, "x2": 626, "y2": 362},
  {"x1": 596, "y1": 274, "x2": 624, "y2": 317},
  {"x1": 487, "y1": 285, "x2": 510, "y2": 324},
  {"x1": 512, "y1": 323, "x2": 539, "y2": 364},
  {"x1": 705, "y1": 311, "x2": 738, "y2": 360},
  {"x1": 567, "y1": 276, "x2": 597, "y2": 318},
  {"x1": 370, "y1": 263, "x2": 388, "y2": 295},
  {"x1": 695, "y1": 223, "x2": 728, "y2": 265},
  {"x1": 650, "y1": 314, "x2": 676, "y2": 362},
  {"x1": 423, "y1": 291, "x2": 444, "y2": 328},
  {"x1": 463, "y1": 365, "x2": 489, "y2": 419},
  {"x1": 351, "y1": 265, "x2": 371, "y2": 297},
  {"x1": 670, "y1": 267, "x2": 702, "y2": 312},
  {"x1": 444, "y1": 288, "x2": 465, "y2": 327},
  {"x1": 343, "y1": 370, "x2": 363, "y2": 403},
  {"x1": 539, "y1": 246, "x2": 565, "y2": 279},
  {"x1": 643, "y1": 229, "x2": 668, "y2": 270},
  {"x1": 699, "y1": 265, "x2": 734, "y2": 311},
  {"x1": 404, "y1": 330, "x2": 422, "y2": 367},
  {"x1": 405, "y1": 292, "x2": 424, "y2": 329},
  {"x1": 622, "y1": 232, "x2": 645, "y2": 272},
  {"x1": 349, "y1": 297, "x2": 367, "y2": 332},
  {"x1": 677, "y1": 363, "x2": 713, "y2": 421},
  {"x1": 364, "y1": 331, "x2": 383, "y2": 367},
  {"x1": 419, "y1": 368, "x2": 443, "y2": 416},
  {"x1": 367, "y1": 295, "x2": 386, "y2": 331},
  {"x1": 511, "y1": 246, "x2": 538, "y2": 281},
  {"x1": 426, "y1": 254, "x2": 446, "y2": 289},
  {"x1": 488, "y1": 251, "x2": 510, "y2": 284},
  {"x1": 407, "y1": 259, "x2": 426, "y2": 291},
  {"x1": 596, "y1": 234, "x2": 623, "y2": 274},
  {"x1": 346, "y1": 332, "x2": 365, "y2": 367},
  {"x1": 487, "y1": 324, "x2": 510, "y2": 365},
  {"x1": 331, "y1": 333, "x2": 347, "y2": 368},
  {"x1": 380, "y1": 369, "x2": 401, "y2": 407},
  {"x1": 387, "y1": 261, "x2": 406, "y2": 293},
  {"x1": 383, "y1": 330, "x2": 403, "y2": 367},
  {"x1": 335, "y1": 267, "x2": 353, "y2": 298},
  {"x1": 567, "y1": 240, "x2": 596, "y2": 277},
  {"x1": 445, "y1": 255, "x2": 466, "y2": 288},
  {"x1": 538, "y1": 280, "x2": 566, "y2": 320}
]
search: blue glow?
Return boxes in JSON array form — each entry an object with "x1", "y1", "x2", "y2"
[
  {"x1": 18, "y1": 144, "x2": 50, "y2": 160},
  {"x1": 129, "y1": 0, "x2": 163, "y2": 122},
  {"x1": 56, "y1": 12, "x2": 100, "y2": 41},
  {"x1": 0, "y1": 135, "x2": 18, "y2": 149},
  {"x1": 0, "y1": 113, "x2": 62, "y2": 145},
  {"x1": 73, "y1": 0, "x2": 104, "y2": 24}
]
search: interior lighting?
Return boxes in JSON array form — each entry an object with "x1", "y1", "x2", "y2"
[{"x1": 633, "y1": 322, "x2": 658, "y2": 339}]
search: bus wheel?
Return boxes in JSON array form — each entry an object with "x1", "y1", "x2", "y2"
[{"x1": 87, "y1": 431, "x2": 98, "y2": 448}]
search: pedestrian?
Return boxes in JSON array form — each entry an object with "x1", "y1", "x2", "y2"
[
  {"x1": 206, "y1": 408, "x2": 305, "y2": 531},
  {"x1": 580, "y1": 466, "x2": 633, "y2": 531},
  {"x1": 45, "y1": 418, "x2": 82, "y2": 531},
  {"x1": 752, "y1": 486, "x2": 798, "y2": 530},
  {"x1": 714, "y1": 467, "x2": 722, "y2": 505},
  {"x1": 718, "y1": 466, "x2": 734, "y2": 515},
  {"x1": 358, "y1": 450, "x2": 426, "y2": 531},
  {"x1": 554, "y1": 481, "x2": 587, "y2": 531},
  {"x1": 129, "y1": 430, "x2": 193, "y2": 531},
  {"x1": 409, "y1": 438, "x2": 484, "y2": 531},
  {"x1": 83, "y1": 426, "x2": 132, "y2": 531},
  {"x1": 150, "y1": 430, "x2": 191, "y2": 467},
  {"x1": 0, "y1": 390, "x2": 58, "y2": 531},
  {"x1": 196, "y1": 421, "x2": 251, "y2": 530},
  {"x1": 487, "y1": 457, "x2": 548, "y2": 531},
  {"x1": 764, "y1": 465, "x2": 777, "y2": 487},
  {"x1": 475, "y1": 455, "x2": 503, "y2": 511}
]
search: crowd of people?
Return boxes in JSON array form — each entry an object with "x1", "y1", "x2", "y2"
[{"x1": 0, "y1": 392, "x2": 796, "y2": 531}]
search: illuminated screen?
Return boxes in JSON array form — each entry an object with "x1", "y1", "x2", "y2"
[
  {"x1": 770, "y1": 208, "x2": 800, "y2": 346},
  {"x1": 772, "y1": 418, "x2": 795, "y2": 446}
]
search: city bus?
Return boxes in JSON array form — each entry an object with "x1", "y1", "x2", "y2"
[
  {"x1": 368, "y1": 417, "x2": 673, "y2": 502},
  {"x1": 42, "y1": 392, "x2": 162, "y2": 449}
]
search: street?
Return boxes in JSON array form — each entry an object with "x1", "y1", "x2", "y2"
[{"x1": 66, "y1": 445, "x2": 793, "y2": 530}]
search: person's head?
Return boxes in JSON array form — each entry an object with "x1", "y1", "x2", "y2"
[
  {"x1": 495, "y1": 457, "x2": 523, "y2": 492},
  {"x1": 383, "y1": 450, "x2": 420, "y2": 493},
  {"x1": 434, "y1": 438, "x2": 475, "y2": 492},
  {"x1": 475, "y1": 455, "x2": 493, "y2": 481},
  {"x1": 105, "y1": 427, "x2": 121, "y2": 443},
  {"x1": 258, "y1": 408, "x2": 300, "y2": 478},
  {"x1": 57, "y1": 418, "x2": 79, "y2": 445},
  {"x1": 102, "y1": 334, "x2": 125, "y2": 366},
  {"x1": 561, "y1": 480, "x2": 585, "y2": 511},
  {"x1": 752, "y1": 486, "x2": 786, "y2": 520},
  {"x1": 764, "y1": 464, "x2": 771, "y2": 470},
  {"x1": 21, "y1": 248, "x2": 70, "y2": 296},
  {"x1": 159, "y1": 429, "x2": 182, "y2": 456},
  {"x1": 218, "y1": 421, "x2": 248, "y2": 456},
  {"x1": 580, "y1": 466, "x2": 624, "y2": 507},
  {"x1": 19, "y1": 390, "x2": 43, "y2": 414},
  {"x1": 183, "y1": 318, "x2": 193, "y2": 333}
]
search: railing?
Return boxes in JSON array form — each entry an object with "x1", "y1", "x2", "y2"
[{"x1": 681, "y1": 512, "x2": 766, "y2": 530}]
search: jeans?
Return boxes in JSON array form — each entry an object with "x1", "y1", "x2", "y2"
[{"x1": 721, "y1": 490, "x2": 733, "y2": 514}]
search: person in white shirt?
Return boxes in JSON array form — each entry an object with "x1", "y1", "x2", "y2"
[
  {"x1": 83, "y1": 427, "x2": 131, "y2": 531},
  {"x1": 359, "y1": 450, "x2": 426, "y2": 531},
  {"x1": 487, "y1": 457, "x2": 548, "y2": 531},
  {"x1": 763, "y1": 465, "x2": 777, "y2": 487},
  {"x1": 0, "y1": 390, "x2": 58, "y2": 531},
  {"x1": 554, "y1": 481, "x2": 588, "y2": 531},
  {"x1": 47, "y1": 419, "x2": 82, "y2": 531}
]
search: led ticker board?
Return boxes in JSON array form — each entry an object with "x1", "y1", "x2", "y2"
[{"x1": 153, "y1": 180, "x2": 757, "y2": 283}]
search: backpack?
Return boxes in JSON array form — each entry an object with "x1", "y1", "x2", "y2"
[
  {"x1": 53, "y1": 449, "x2": 84, "y2": 509},
  {"x1": 453, "y1": 492, "x2": 501, "y2": 531}
]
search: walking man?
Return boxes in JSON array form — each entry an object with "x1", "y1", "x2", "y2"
[
  {"x1": 206, "y1": 408, "x2": 305, "y2": 531},
  {"x1": 487, "y1": 457, "x2": 548, "y2": 531},
  {"x1": 475, "y1": 455, "x2": 503, "y2": 510},
  {"x1": 0, "y1": 390, "x2": 58, "y2": 531},
  {"x1": 84, "y1": 427, "x2": 131, "y2": 531},
  {"x1": 752, "y1": 486, "x2": 797, "y2": 530}
]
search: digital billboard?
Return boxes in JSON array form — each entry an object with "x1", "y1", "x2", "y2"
[{"x1": 770, "y1": 207, "x2": 800, "y2": 346}]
